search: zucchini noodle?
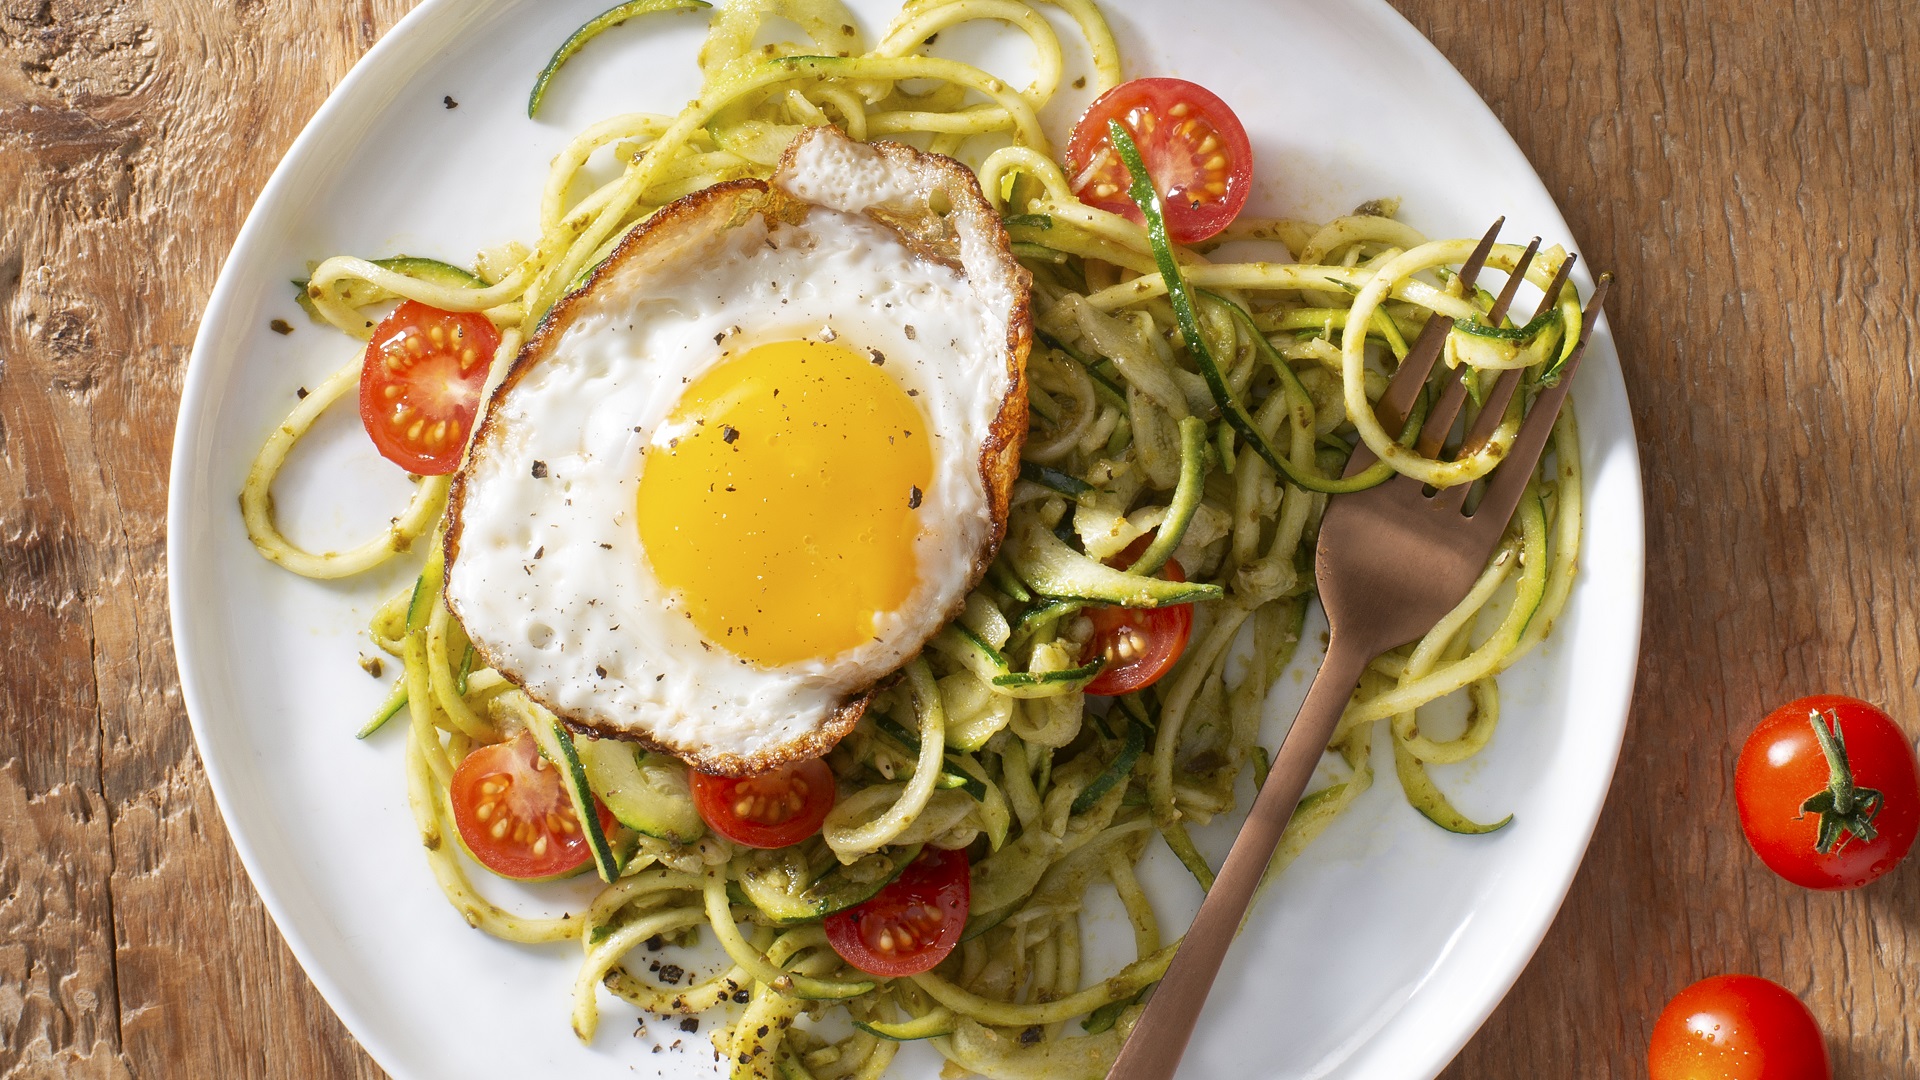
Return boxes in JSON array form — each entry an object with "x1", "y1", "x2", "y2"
[{"x1": 243, "y1": 0, "x2": 1597, "y2": 1075}]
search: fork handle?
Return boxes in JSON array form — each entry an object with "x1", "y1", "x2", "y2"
[{"x1": 1107, "y1": 635, "x2": 1376, "y2": 1080}]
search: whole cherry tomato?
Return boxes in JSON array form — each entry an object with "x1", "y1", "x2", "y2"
[
  {"x1": 1648, "y1": 975, "x2": 1830, "y2": 1080},
  {"x1": 1735, "y1": 694, "x2": 1919, "y2": 889}
]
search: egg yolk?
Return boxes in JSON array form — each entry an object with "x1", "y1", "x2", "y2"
[{"x1": 636, "y1": 339, "x2": 934, "y2": 666}]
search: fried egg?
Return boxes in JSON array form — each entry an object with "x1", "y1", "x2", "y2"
[{"x1": 443, "y1": 127, "x2": 1030, "y2": 775}]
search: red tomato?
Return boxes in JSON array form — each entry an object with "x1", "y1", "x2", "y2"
[
  {"x1": 1082, "y1": 535, "x2": 1194, "y2": 696},
  {"x1": 448, "y1": 732, "x2": 613, "y2": 881},
  {"x1": 1064, "y1": 77, "x2": 1254, "y2": 244},
  {"x1": 690, "y1": 759, "x2": 836, "y2": 849},
  {"x1": 824, "y1": 847, "x2": 970, "y2": 977},
  {"x1": 1735, "y1": 694, "x2": 1919, "y2": 890},
  {"x1": 358, "y1": 300, "x2": 499, "y2": 475},
  {"x1": 1648, "y1": 975, "x2": 1831, "y2": 1080}
]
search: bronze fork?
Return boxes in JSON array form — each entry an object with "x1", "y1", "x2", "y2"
[{"x1": 1108, "y1": 221, "x2": 1612, "y2": 1079}]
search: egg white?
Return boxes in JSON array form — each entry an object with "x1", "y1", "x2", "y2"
[{"x1": 444, "y1": 128, "x2": 1029, "y2": 773}]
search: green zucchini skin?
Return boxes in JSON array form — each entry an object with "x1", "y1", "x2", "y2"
[
  {"x1": 872, "y1": 714, "x2": 990, "y2": 799},
  {"x1": 736, "y1": 843, "x2": 923, "y2": 925},
  {"x1": 1019, "y1": 460, "x2": 1093, "y2": 497},
  {"x1": 527, "y1": 0, "x2": 713, "y2": 118},
  {"x1": 852, "y1": 1007, "x2": 958, "y2": 1041},
  {"x1": 1005, "y1": 515, "x2": 1222, "y2": 608},
  {"x1": 573, "y1": 737, "x2": 706, "y2": 845},
  {"x1": 1393, "y1": 730, "x2": 1513, "y2": 835},
  {"x1": 524, "y1": 710, "x2": 622, "y2": 882},
  {"x1": 294, "y1": 255, "x2": 485, "y2": 322},
  {"x1": 1071, "y1": 720, "x2": 1145, "y2": 815}
]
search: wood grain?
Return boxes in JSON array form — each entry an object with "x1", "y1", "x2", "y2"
[{"x1": 2, "y1": 1, "x2": 1914, "y2": 1077}]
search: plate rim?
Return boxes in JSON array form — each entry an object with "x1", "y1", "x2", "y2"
[{"x1": 166, "y1": 2, "x2": 1646, "y2": 1077}]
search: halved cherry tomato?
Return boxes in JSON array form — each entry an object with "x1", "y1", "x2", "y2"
[
  {"x1": 1735, "y1": 694, "x2": 1919, "y2": 890},
  {"x1": 690, "y1": 758, "x2": 836, "y2": 849},
  {"x1": 824, "y1": 846, "x2": 969, "y2": 977},
  {"x1": 1064, "y1": 77, "x2": 1254, "y2": 245},
  {"x1": 1082, "y1": 534, "x2": 1194, "y2": 696},
  {"x1": 358, "y1": 299, "x2": 499, "y2": 475},
  {"x1": 448, "y1": 731, "x2": 614, "y2": 881},
  {"x1": 1648, "y1": 975, "x2": 1831, "y2": 1080}
]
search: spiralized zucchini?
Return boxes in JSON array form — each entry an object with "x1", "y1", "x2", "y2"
[{"x1": 243, "y1": 0, "x2": 1595, "y2": 1076}]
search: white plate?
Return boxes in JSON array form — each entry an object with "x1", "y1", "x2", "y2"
[{"x1": 168, "y1": 2, "x2": 1643, "y2": 1078}]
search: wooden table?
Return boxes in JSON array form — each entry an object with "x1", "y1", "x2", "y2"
[{"x1": 4, "y1": 1, "x2": 1915, "y2": 1076}]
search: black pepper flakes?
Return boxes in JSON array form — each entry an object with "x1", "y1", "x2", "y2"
[
  {"x1": 679, "y1": 1017, "x2": 699, "y2": 1033},
  {"x1": 269, "y1": 318, "x2": 294, "y2": 335},
  {"x1": 907, "y1": 485, "x2": 923, "y2": 510},
  {"x1": 531, "y1": 460, "x2": 549, "y2": 479},
  {"x1": 646, "y1": 935, "x2": 665, "y2": 952},
  {"x1": 533, "y1": 546, "x2": 545, "y2": 559},
  {"x1": 1019, "y1": 1025, "x2": 1043, "y2": 1045},
  {"x1": 444, "y1": 95, "x2": 459, "y2": 108},
  {"x1": 755, "y1": 1025, "x2": 769, "y2": 1038},
  {"x1": 295, "y1": 386, "x2": 309, "y2": 400},
  {"x1": 732, "y1": 989, "x2": 751, "y2": 1004},
  {"x1": 721, "y1": 424, "x2": 739, "y2": 443},
  {"x1": 595, "y1": 665, "x2": 607, "y2": 678},
  {"x1": 659, "y1": 964, "x2": 685, "y2": 985},
  {"x1": 867, "y1": 347, "x2": 886, "y2": 366}
]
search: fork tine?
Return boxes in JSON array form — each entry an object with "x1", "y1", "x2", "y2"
[
  {"x1": 1348, "y1": 219, "x2": 1503, "y2": 478},
  {"x1": 1485, "y1": 237, "x2": 1541, "y2": 325},
  {"x1": 1523, "y1": 248, "x2": 1578, "y2": 325},
  {"x1": 1470, "y1": 274, "x2": 1611, "y2": 526},
  {"x1": 1374, "y1": 218, "x2": 1502, "y2": 433},
  {"x1": 1414, "y1": 367, "x2": 1473, "y2": 459},
  {"x1": 1440, "y1": 252, "x2": 1580, "y2": 482},
  {"x1": 1413, "y1": 238, "x2": 1540, "y2": 458}
]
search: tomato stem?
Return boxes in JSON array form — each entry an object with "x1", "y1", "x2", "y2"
[{"x1": 1801, "y1": 707, "x2": 1885, "y2": 854}]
